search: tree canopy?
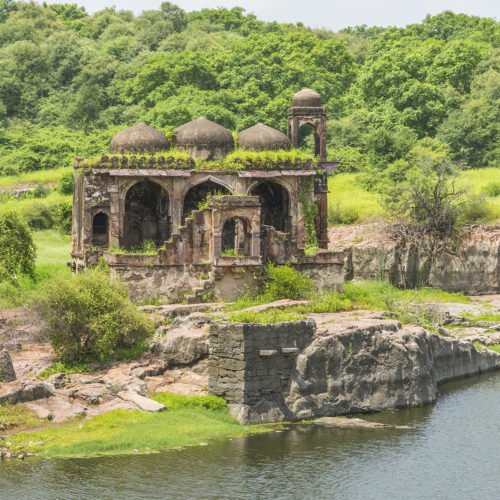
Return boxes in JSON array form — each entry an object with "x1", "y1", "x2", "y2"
[{"x1": 0, "y1": 3, "x2": 498, "y2": 176}]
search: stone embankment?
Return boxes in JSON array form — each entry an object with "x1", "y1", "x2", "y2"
[
  {"x1": 330, "y1": 224, "x2": 500, "y2": 294},
  {"x1": 209, "y1": 311, "x2": 500, "y2": 424}
]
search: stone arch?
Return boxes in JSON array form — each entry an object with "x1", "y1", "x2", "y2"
[
  {"x1": 249, "y1": 180, "x2": 290, "y2": 232},
  {"x1": 182, "y1": 179, "x2": 231, "y2": 223},
  {"x1": 298, "y1": 122, "x2": 321, "y2": 157},
  {"x1": 92, "y1": 212, "x2": 109, "y2": 248},
  {"x1": 122, "y1": 180, "x2": 170, "y2": 249},
  {"x1": 221, "y1": 216, "x2": 252, "y2": 256}
]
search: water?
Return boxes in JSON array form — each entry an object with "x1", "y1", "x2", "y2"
[{"x1": 1, "y1": 372, "x2": 499, "y2": 500}]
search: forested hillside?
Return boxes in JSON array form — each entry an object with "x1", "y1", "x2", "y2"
[{"x1": 0, "y1": 2, "x2": 498, "y2": 176}]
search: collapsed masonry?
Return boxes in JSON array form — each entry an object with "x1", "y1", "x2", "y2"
[{"x1": 71, "y1": 89, "x2": 344, "y2": 301}]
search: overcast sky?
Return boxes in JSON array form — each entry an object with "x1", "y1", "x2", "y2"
[{"x1": 51, "y1": 0, "x2": 498, "y2": 31}]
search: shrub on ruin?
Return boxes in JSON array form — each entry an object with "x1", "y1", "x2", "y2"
[
  {"x1": 33, "y1": 267, "x2": 154, "y2": 363},
  {"x1": 263, "y1": 263, "x2": 314, "y2": 301}
]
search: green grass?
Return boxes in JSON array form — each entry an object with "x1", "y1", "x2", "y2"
[
  {"x1": 225, "y1": 309, "x2": 307, "y2": 323},
  {"x1": 3, "y1": 396, "x2": 270, "y2": 458},
  {"x1": 38, "y1": 361, "x2": 93, "y2": 380},
  {"x1": 327, "y1": 173, "x2": 386, "y2": 225},
  {"x1": 0, "y1": 229, "x2": 71, "y2": 308},
  {"x1": 0, "y1": 403, "x2": 43, "y2": 429},
  {"x1": 326, "y1": 168, "x2": 500, "y2": 227},
  {"x1": 0, "y1": 167, "x2": 71, "y2": 189},
  {"x1": 0, "y1": 190, "x2": 71, "y2": 216},
  {"x1": 474, "y1": 342, "x2": 500, "y2": 354},
  {"x1": 463, "y1": 312, "x2": 500, "y2": 323}
]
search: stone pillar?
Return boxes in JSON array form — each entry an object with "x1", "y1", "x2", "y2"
[{"x1": 109, "y1": 183, "x2": 120, "y2": 247}]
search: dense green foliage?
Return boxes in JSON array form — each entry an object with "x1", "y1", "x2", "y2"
[
  {"x1": 33, "y1": 266, "x2": 154, "y2": 363},
  {"x1": 0, "y1": 210, "x2": 36, "y2": 282},
  {"x1": 0, "y1": 3, "x2": 497, "y2": 181}
]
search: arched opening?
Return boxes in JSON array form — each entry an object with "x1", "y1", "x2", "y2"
[
  {"x1": 298, "y1": 123, "x2": 320, "y2": 157},
  {"x1": 123, "y1": 180, "x2": 169, "y2": 249},
  {"x1": 182, "y1": 180, "x2": 230, "y2": 223},
  {"x1": 92, "y1": 212, "x2": 109, "y2": 248},
  {"x1": 250, "y1": 181, "x2": 289, "y2": 232},
  {"x1": 221, "y1": 217, "x2": 251, "y2": 256}
]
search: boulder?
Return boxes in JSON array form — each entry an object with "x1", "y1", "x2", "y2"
[
  {"x1": 151, "y1": 313, "x2": 210, "y2": 365},
  {"x1": 0, "y1": 350, "x2": 16, "y2": 382},
  {"x1": 0, "y1": 382, "x2": 55, "y2": 405}
]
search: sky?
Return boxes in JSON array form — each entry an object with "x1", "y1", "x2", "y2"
[{"x1": 53, "y1": 0, "x2": 498, "y2": 31}]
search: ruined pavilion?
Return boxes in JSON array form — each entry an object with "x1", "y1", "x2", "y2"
[{"x1": 71, "y1": 89, "x2": 344, "y2": 301}]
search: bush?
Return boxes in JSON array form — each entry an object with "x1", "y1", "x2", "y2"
[
  {"x1": 482, "y1": 181, "x2": 500, "y2": 198},
  {"x1": 33, "y1": 267, "x2": 154, "y2": 363},
  {"x1": 58, "y1": 172, "x2": 74, "y2": 195},
  {"x1": 263, "y1": 263, "x2": 314, "y2": 301},
  {"x1": 328, "y1": 201, "x2": 359, "y2": 225},
  {"x1": 0, "y1": 210, "x2": 36, "y2": 282},
  {"x1": 461, "y1": 198, "x2": 494, "y2": 223}
]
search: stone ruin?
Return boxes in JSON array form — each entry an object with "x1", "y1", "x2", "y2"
[{"x1": 71, "y1": 89, "x2": 344, "y2": 301}]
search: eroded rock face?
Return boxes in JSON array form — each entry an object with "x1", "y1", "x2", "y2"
[
  {"x1": 0, "y1": 350, "x2": 16, "y2": 382},
  {"x1": 150, "y1": 313, "x2": 210, "y2": 366},
  {"x1": 333, "y1": 224, "x2": 500, "y2": 295},
  {"x1": 210, "y1": 318, "x2": 500, "y2": 424}
]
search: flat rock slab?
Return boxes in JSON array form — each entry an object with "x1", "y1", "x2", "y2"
[
  {"x1": 25, "y1": 396, "x2": 86, "y2": 423},
  {"x1": 138, "y1": 303, "x2": 223, "y2": 317},
  {"x1": 314, "y1": 417, "x2": 410, "y2": 430},
  {"x1": 117, "y1": 391, "x2": 167, "y2": 412},
  {"x1": 243, "y1": 299, "x2": 309, "y2": 313}
]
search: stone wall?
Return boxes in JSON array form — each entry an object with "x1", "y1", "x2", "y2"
[
  {"x1": 208, "y1": 319, "x2": 500, "y2": 424},
  {"x1": 335, "y1": 224, "x2": 500, "y2": 295},
  {"x1": 208, "y1": 320, "x2": 315, "y2": 423}
]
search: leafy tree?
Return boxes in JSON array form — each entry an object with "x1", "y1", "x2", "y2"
[
  {"x1": 0, "y1": 210, "x2": 36, "y2": 282},
  {"x1": 33, "y1": 266, "x2": 154, "y2": 363},
  {"x1": 437, "y1": 62, "x2": 500, "y2": 167}
]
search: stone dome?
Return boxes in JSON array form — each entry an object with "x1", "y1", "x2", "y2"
[
  {"x1": 175, "y1": 117, "x2": 234, "y2": 148},
  {"x1": 238, "y1": 123, "x2": 291, "y2": 151},
  {"x1": 109, "y1": 123, "x2": 169, "y2": 154},
  {"x1": 292, "y1": 88, "x2": 321, "y2": 107}
]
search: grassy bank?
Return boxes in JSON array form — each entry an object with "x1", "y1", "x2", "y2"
[
  {"x1": 0, "y1": 229, "x2": 71, "y2": 308},
  {"x1": 327, "y1": 168, "x2": 500, "y2": 226},
  {"x1": 225, "y1": 281, "x2": 472, "y2": 326},
  {"x1": 3, "y1": 394, "x2": 270, "y2": 459},
  {"x1": 0, "y1": 167, "x2": 70, "y2": 190}
]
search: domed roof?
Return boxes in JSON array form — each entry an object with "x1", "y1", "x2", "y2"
[
  {"x1": 292, "y1": 88, "x2": 321, "y2": 107},
  {"x1": 109, "y1": 123, "x2": 169, "y2": 154},
  {"x1": 175, "y1": 117, "x2": 234, "y2": 147},
  {"x1": 238, "y1": 123, "x2": 291, "y2": 151}
]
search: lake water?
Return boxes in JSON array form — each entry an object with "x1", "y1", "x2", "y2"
[{"x1": 0, "y1": 372, "x2": 499, "y2": 500}]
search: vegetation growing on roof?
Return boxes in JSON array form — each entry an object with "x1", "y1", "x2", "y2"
[{"x1": 75, "y1": 148, "x2": 318, "y2": 172}]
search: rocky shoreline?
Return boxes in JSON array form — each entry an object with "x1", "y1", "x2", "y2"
[{"x1": 1, "y1": 299, "x2": 500, "y2": 458}]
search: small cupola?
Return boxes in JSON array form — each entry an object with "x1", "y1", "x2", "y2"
[
  {"x1": 238, "y1": 123, "x2": 291, "y2": 151},
  {"x1": 109, "y1": 123, "x2": 169, "y2": 154},
  {"x1": 174, "y1": 117, "x2": 234, "y2": 160},
  {"x1": 292, "y1": 88, "x2": 321, "y2": 107}
]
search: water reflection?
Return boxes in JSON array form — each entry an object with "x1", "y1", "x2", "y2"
[{"x1": 0, "y1": 372, "x2": 498, "y2": 500}]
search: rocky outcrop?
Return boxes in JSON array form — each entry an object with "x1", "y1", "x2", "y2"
[
  {"x1": 0, "y1": 381, "x2": 55, "y2": 405},
  {"x1": 209, "y1": 318, "x2": 500, "y2": 424},
  {"x1": 150, "y1": 313, "x2": 210, "y2": 366},
  {"x1": 0, "y1": 351, "x2": 16, "y2": 382},
  {"x1": 287, "y1": 320, "x2": 500, "y2": 421},
  {"x1": 332, "y1": 224, "x2": 500, "y2": 294}
]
